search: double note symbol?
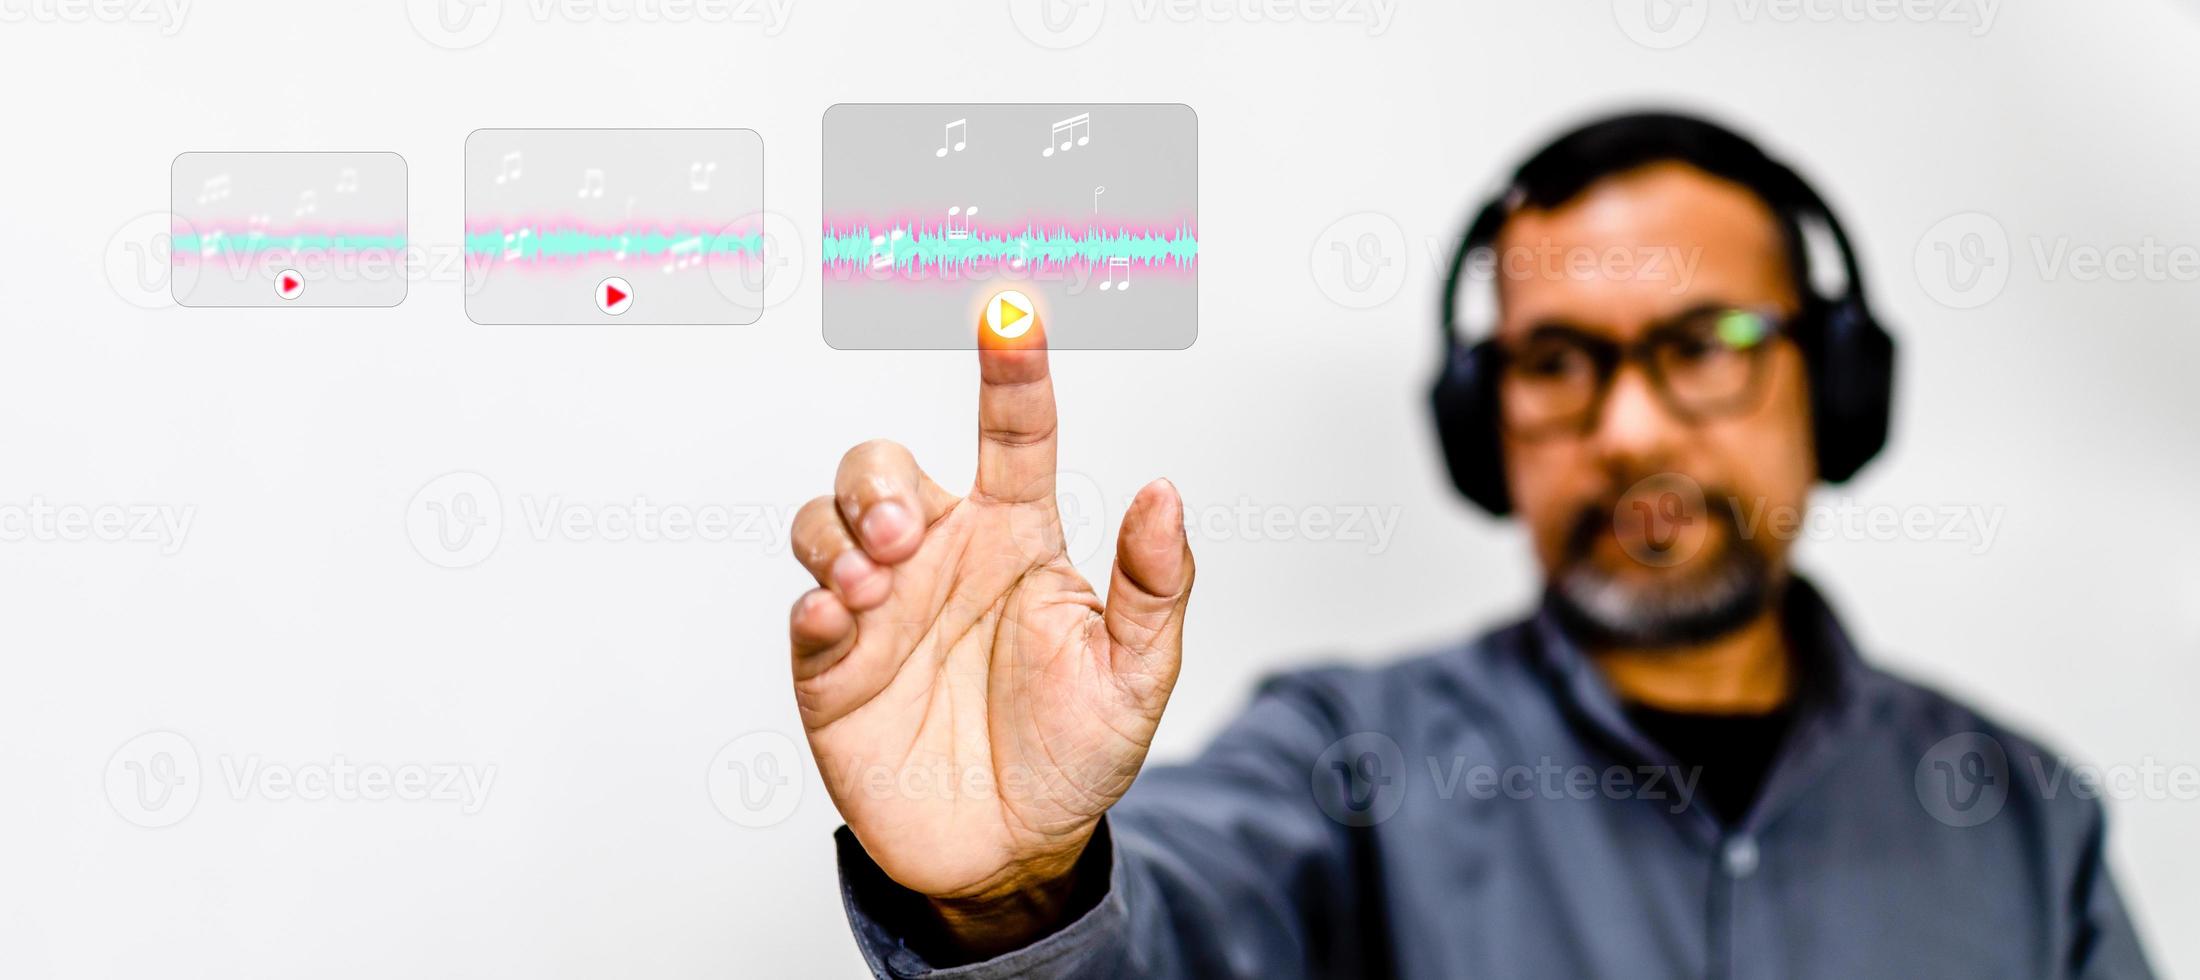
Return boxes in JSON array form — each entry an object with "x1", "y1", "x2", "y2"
[
  {"x1": 946, "y1": 205, "x2": 976, "y2": 240},
  {"x1": 1097, "y1": 256, "x2": 1130, "y2": 291}
]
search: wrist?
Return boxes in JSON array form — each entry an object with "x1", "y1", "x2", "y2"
[{"x1": 922, "y1": 827, "x2": 1105, "y2": 961}]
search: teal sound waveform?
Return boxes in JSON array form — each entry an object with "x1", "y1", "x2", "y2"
[
  {"x1": 820, "y1": 223, "x2": 1198, "y2": 273},
  {"x1": 462, "y1": 227, "x2": 765, "y2": 262},
  {"x1": 173, "y1": 232, "x2": 407, "y2": 256}
]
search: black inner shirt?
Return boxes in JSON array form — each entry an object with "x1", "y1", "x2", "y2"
[{"x1": 1623, "y1": 703, "x2": 1794, "y2": 827}]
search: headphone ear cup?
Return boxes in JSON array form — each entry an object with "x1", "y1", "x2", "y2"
[
  {"x1": 1807, "y1": 300, "x2": 1896, "y2": 482},
  {"x1": 1430, "y1": 339, "x2": 1513, "y2": 515}
]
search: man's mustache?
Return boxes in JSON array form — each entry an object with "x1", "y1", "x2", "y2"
[{"x1": 1562, "y1": 483, "x2": 1749, "y2": 563}]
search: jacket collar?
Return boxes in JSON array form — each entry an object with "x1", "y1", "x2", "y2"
[{"x1": 1522, "y1": 573, "x2": 1880, "y2": 839}]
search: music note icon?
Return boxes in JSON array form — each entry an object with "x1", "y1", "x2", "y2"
[
  {"x1": 1042, "y1": 113, "x2": 1091, "y2": 157},
  {"x1": 936, "y1": 118, "x2": 968, "y2": 158},
  {"x1": 335, "y1": 168, "x2": 360, "y2": 194},
  {"x1": 664, "y1": 235, "x2": 704, "y2": 273},
  {"x1": 294, "y1": 189, "x2": 318, "y2": 218},
  {"x1": 577, "y1": 168, "x2": 605, "y2": 198},
  {"x1": 196, "y1": 175, "x2": 231, "y2": 205},
  {"x1": 870, "y1": 228, "x2": 905, "y2": 271},
  {"x1": 1098, "y1": 256, "x2": 1130, "y2": 291},
  {"x1": 689, "y1": 161, "x2": 717, "y2": 192},
  {"x1": 501, "y1": 228, "x2": 532, "y2": 260},
  {"x1": 494, "y1": 151, "x2": 523, "y2": 185},
  {"x1": 614, "y1": 198, "x2": 635, "y2": 260},
  {"x1": 946, "y1": 206, "x2": 976, "y2": 241}
]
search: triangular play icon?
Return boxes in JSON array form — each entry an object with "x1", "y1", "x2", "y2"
[
  {"x1": 996, "y1": 297, "x2": 1026, "y2": 329},
  {"x1": 605, "y1": 284, "x2": 627, "y2": 306}
]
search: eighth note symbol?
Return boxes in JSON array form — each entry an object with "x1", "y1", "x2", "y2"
[
  {"x1": 577, "y1": 168, "x2": 605, "y2": 199},
  {"x1": 936, "y1": 118, "x2": 968, "y2": 158}
]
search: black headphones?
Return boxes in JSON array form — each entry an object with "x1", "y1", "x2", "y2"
[{"x1": 1429, "y1": 136, "x2": 1897, "y2": 516}]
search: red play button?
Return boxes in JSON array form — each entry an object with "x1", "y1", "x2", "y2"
[
  {"x1": 275, "y1": 269, "x2": 303, "y2": 300},
  {"x1": 596, "y1": 276, "x2": 633, "y2": 316}
]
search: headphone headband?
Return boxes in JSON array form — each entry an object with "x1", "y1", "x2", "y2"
[
  {"x1": 1428, "y1": 127, "x2": 1897, "y2": 515},
  {"x1": 1440, "y1": 158, "x2": 1871, "y2": 348}
]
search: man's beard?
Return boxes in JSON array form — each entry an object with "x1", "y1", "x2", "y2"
[{"x1": 1546, "y1": 489, "x2": 1779, "y2": 650}]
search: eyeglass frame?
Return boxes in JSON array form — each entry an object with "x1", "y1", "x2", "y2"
[{"x1": 1488, "y1": 304, "x2": 1797, "y2": 440}]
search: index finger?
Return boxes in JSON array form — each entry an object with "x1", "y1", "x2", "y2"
[{"x1": 975, "y1": 296, "x2": 1056, "y2": 504}]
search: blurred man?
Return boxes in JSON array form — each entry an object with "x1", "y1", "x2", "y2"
[{"x1": 783, "y1": 112, "x2": 2154, "y2": 978}]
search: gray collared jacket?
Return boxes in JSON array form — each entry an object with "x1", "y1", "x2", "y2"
[{"x1": 835, "y1": 578, "x2": 2155, "y2": 978}]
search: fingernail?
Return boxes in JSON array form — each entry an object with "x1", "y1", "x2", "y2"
[
  {"x1": 861, "y1": 501, "x2": 914, "y2": 550},
  {"x1": 831, "y1": 549, "x2": 877, "y2": 594}
]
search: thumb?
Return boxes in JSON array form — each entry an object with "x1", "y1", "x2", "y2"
[{"x1": 1102, "y1": 478, "x2": 1194, "y2": 673}]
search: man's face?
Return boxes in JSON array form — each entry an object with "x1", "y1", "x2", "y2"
[{"x1": 1494, "y1": 162, "x2": 1816, "y2": 648}]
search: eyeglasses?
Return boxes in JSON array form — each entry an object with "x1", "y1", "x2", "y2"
[{"x1": 1495, "y1": 306, "x2": 1789, "y2": 438}]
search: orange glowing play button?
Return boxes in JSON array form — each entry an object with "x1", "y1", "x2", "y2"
[{"x1": 986, "y1": 290, "x2": 1034, "y2": 339}]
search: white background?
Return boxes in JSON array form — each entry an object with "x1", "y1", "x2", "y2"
[{"x1": 4, "y1": 1, "x2": 2198, "y2": 976}]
